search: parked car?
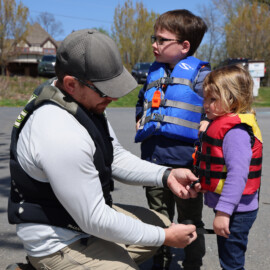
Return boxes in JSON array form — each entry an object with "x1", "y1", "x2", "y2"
[
  {"x1": 215, "y1": 58, "x2": 249, "y2": 70},
  {"x1": 131, "y1": 62, "x2": 152, "y2": 84},
  {"x1": 38, "y1": 55, "x2": 56, "y2": 77}
]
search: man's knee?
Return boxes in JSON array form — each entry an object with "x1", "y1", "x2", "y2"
[{"x1": 113, "y1": 203, "x2": 171, "y2": 228}]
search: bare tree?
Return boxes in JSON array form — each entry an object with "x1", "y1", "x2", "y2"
[
  {"x1": 197, "y1": 3, "x2": 227, "y2": 65},
  {"x1": 35, "y1": 12, "x2": 63, "y2": 39},
  {"x1": 0, "y1": 0, "x2": 29, "y2": 75},
  {"x1": 225, "y1": 1, "x2": 270, "y2": 84}
]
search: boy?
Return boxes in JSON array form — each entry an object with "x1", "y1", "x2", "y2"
[{"x1": 135, "y1": 9, "x2": 211, "y2": 270}]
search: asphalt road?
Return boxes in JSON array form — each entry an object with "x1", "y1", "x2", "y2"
[{"x1": 0, "y1": 107, "x2": 269, "y2": 269}]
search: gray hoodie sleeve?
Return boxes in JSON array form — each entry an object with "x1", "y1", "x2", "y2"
[{"x1": 108, "y1": 121, "x2": 167, "y2": 187}]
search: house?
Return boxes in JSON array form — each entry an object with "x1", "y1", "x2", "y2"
[{"x1": 7, "y1": 23, "x2": 60, "y2": 77}]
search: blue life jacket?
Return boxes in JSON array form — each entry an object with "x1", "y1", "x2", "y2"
[
  {"x1": 8, "y1": 79, "x2": 114, "y2": 233},
  {"x1": 135, "y1": 56, "x2": 209, "y2": 144}
]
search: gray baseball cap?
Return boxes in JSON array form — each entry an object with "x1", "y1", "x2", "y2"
[{"x1": 56, "y1": 29, "x2": 137, "y2": 98}]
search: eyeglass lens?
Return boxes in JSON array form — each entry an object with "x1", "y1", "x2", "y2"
[
  {"x1": 151, "y1": 35, "x2": 182, "y2": 45},
  {"x1": 74, "y1": 77, "x2": 107, "y2": 98}
]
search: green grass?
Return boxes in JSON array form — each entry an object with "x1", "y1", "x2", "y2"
[
  {"x1": 108, "y1": 85, "x2": 141, "y2": 107},
  {"x1": 0, "y1": 99, "x2": 29, "y2": 106},
  {"x1": 0, "y1": 75, "x2": 269, "y2": 108},
  {"x1": 0, "y1": 75, "x2": 47, "y2": 107},
  {"x1": 253, "y1": 87, "x2": 270, "y2": 107}
]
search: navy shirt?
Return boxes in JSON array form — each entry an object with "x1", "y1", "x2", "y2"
[{"x1": 135, "y1": 63, "x2": 211, "y2": 167}]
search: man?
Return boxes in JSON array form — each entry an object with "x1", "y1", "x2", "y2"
[{"x1": 8, "y1": 29, "x2": 199, "y2": 270}]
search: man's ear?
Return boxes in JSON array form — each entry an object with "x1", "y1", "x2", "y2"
[
  {"x1": 181, "y1": 40, "x2": 191, "y2": 54},
  {"x1": 63, "y1": 76, "x2": 77, "y2": 95}
]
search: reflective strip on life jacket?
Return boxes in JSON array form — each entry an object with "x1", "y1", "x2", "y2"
[{"x1": 146, "y1": 77, "x2": 193, "y2": 91}]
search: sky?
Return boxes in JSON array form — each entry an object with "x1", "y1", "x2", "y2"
[{"x1": 17, "y1": 0, "x2": 211, "y2": 41}]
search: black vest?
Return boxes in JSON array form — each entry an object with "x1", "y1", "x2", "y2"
[{"x1": 8, "y1": 79, "x2": 114, "y2": 233}]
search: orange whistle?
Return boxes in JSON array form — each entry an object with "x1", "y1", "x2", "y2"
[
  {"x1": 192, "y1": 146, "x2": 198, "y2": 165},
  {"x1": 152, "y1": 90, "x2": 161, "y2": 108}
]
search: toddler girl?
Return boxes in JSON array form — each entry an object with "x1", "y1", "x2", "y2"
[{"x1": 197, "y1": 65, "x2": 263, "y2": 270}]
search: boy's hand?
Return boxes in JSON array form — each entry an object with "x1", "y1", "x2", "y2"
[
  {"x1": 164, "y1": 223, "x2": 197, "y2": 248},
  {"x1": 136, "y1": 119, "x2": 141, "y2": 131},
  {"x1": 213, "y1": 211, "x2": 230, "y2": 238},
  {"x1": 198, "y1": 119, "x2": 210, "y2": 136},
  {"x1": 167, "y1": 168, "x2": 199, "y2": 199}
]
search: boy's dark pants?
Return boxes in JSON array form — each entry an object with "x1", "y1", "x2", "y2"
[{"x1": 145, "y1": 187, "x2": 205, "y2": 269}]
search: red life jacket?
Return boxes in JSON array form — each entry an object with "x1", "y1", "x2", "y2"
[{"x1": 197, "y1": 114, "x2": 262, "y2": 195}]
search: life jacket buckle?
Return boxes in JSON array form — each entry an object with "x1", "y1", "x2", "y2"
[
  {"x1": 160, "y1": 77, "x2": 172, "y2": 85},
  {"x1": 152, "y1": 113, "x2": 163, "y2": 122}
]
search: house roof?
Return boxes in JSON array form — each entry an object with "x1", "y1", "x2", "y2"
[{"x1": 26, "y1": 23, "x2": 58, "y2": 48}]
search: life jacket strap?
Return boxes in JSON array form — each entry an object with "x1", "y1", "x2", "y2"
[
  {"x1": 198, "y1": 151, "x2": 262, "y2": 167},
  {"x1": 197, "y1": 151, "x2": 226, "y2": 165},
  {"x1": 143, "y1": 113, "x2": 200, "y2": 130},
  {"x1": 146, "y1": 77, "x2": 193, "y2": 91},
  {"x1": 146, "y1": 99, "x2": 203, "y2": 113},
  {"x1": 202, "y1": 133, "x2": 223, "y2": 146},
  {"x1": 35, "y1": 85, "x2": 78, "y2": 115},
  {"x1": 198, "y1": 168, "x2": 227, "y2": 180},
  {"x1": 198, "y1": 167, "x2": 261, "y2": 180},
  {"x1": 250, "y1": 157, "x2": 262, "y2": 165},
  {"x1": 205, "y1": 147, "x2": 211, "y2": 185},
  {"x1": 248, "y1": 170, "x2": 262, "y2": 178}
]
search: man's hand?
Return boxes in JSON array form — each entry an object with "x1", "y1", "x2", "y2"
[
  {"x1": 213, "y1": 211, "x2": 230, "y2": 238},
  {"x1": 167, "y1": 169, "x2": 200, "y2": 199},
  {"x1": 164, "y1": 223, "x2": 197, "y2": 248}
]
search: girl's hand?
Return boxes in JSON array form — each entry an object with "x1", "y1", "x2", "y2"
[{"x1": 213, "y1": 211, "x2": 230, "y2": 238}]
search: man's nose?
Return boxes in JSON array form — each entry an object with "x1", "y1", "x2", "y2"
[{"x1": 107, "y1": 97, "x2": 118, "y2": 101}]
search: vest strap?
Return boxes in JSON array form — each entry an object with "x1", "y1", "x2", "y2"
[
  {"x1": 205, "y1": 147, "x2": 211, "y2": 184},
  {"x1": 197, "y1": 152, "x2": 225, "y2": 165},
  {"x1": 164, "y1": 100, "x2": 203, "y2": 113},
  {"x1": 146, "y1": 77, "x2": 193, "y2": 91},
  {"x1": 146, "y1": 99, "x2": 203, "y2": 113},
  {"x1": 250, "y1": 157, "x2": 262, "y2": 166},
  {"x1": 198, "y1": 169, "x2": 226, "y2": 180},
  {"x1": 143, "y1": 113, "x2": 200, "y2": 130},
  {"x1": 202, "y1": 133, "x2": 223, "y2": 146},
  {"x1": 198, "y1": 152, "x2": 262, "y2": 167},
  {"x1": 198, "y1": 168, "x2": 261, "y2": 180},
  {"x1": 34, "y1": 85, "x2": 78, "y2": 115},
  {"x1": 248, "y1": 170, "x2": 262, "y2": 178}
]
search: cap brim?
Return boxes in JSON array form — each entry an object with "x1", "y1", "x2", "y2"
[{"x1": 94, "y1": 67, "x2": 138, "y2": 98}]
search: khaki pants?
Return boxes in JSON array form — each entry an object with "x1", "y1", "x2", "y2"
[{"x1": 28, "y1": 203, "x2": 170, "y2": 270}]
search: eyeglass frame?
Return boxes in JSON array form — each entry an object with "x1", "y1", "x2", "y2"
[
  {"x1": 151, "y1": 35, "x2": 183, "y2": 45},
  {"x1": 73, "y1": 77, "x2": 108, "y2": 98}
]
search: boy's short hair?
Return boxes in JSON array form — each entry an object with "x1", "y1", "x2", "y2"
[{"x1": 154, "y1": 9, "x2": 207, "y2": 56}]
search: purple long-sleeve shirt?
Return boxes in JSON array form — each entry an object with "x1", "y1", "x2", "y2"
[{"x1": 204, "y1": 125, "x2": 259, "y2": 215}]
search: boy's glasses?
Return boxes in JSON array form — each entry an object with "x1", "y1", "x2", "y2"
[
  {"x1": 151, "y1": 35, "x2": 183, "y2": 45},
  {"x1": 73, "y1": 77, "x2": 108, "y2": 98}
]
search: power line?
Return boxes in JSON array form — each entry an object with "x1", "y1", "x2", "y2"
[{"x1": 30, "y1": 10, "x2": 113, "y2": 24}]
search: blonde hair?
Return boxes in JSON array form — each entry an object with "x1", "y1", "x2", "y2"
[{"x1": 203, "y1": 65, "x2": 254, "y2": 115}]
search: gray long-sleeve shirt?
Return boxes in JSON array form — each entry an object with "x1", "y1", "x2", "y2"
[{"x1": 16, "y1": 104, "x2": 168, "y2": 257}]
